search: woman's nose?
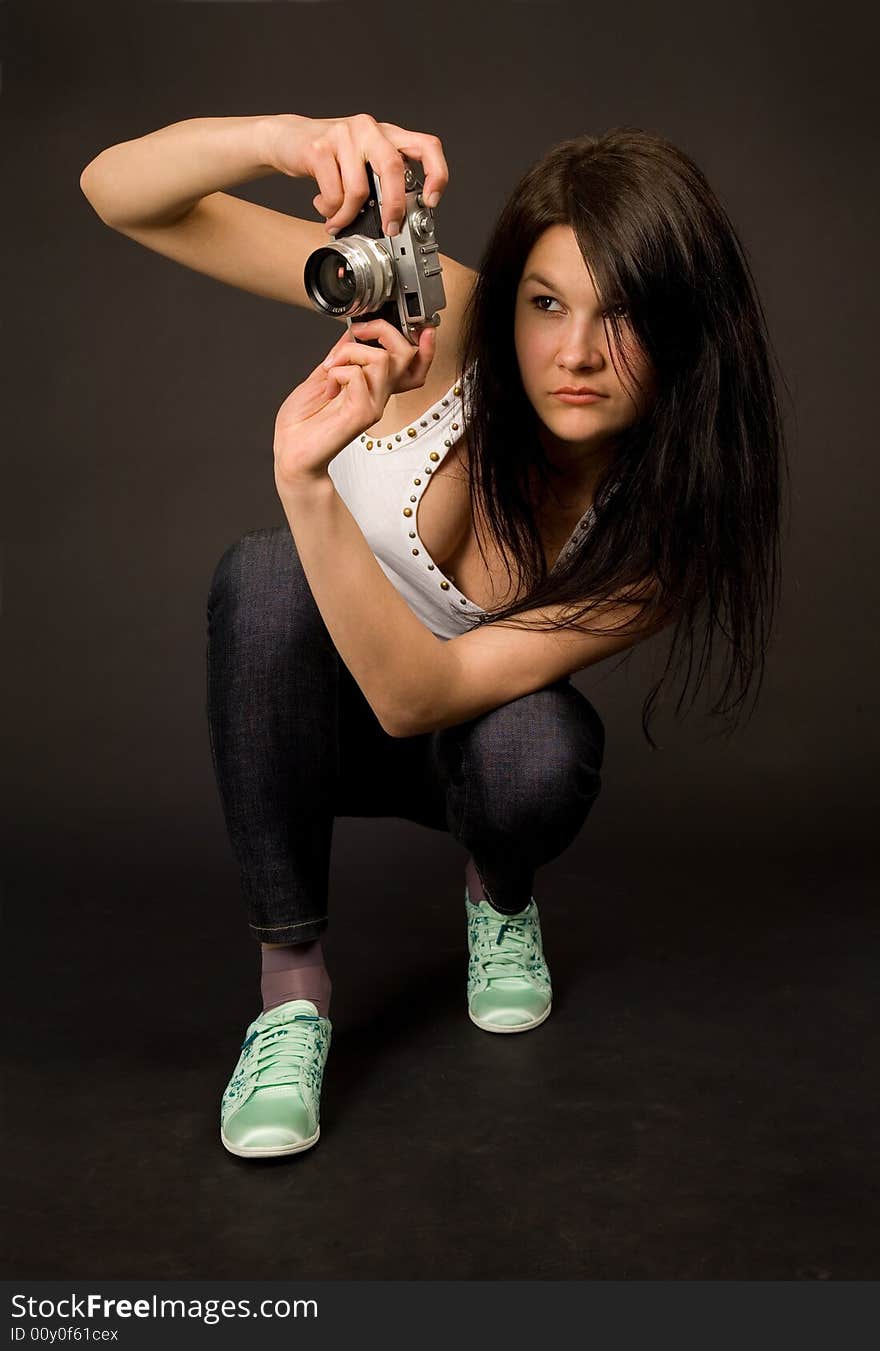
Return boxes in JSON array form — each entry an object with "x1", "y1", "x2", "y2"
[{"x1": 555, "y1": 320, "x2": 606, "y2": 371}]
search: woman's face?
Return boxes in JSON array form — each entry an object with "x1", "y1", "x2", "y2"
[{"x1": 514, "y1": 224, "x2": 656, "y2": 476}]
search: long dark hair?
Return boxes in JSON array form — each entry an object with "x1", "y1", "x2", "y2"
[{"x1": 458, "y1": 126, "x2": 789, "y2": 748}]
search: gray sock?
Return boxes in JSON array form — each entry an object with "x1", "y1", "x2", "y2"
[{"x1": 260, "y1": 939, "x2": 332, "y2": 1018}]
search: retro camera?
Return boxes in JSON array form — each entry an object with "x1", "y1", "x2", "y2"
[{"x1": 303, "y1": 155, "x2": 446, "y2": 345}]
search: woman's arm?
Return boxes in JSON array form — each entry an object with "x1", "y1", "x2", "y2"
[
  {"x1": 78, "y1": 111, "x2": 449, "y2": 232},
  {"x1": 77, "y1": 113, "x2": 465, "y2": 312},
  {"x1": 284, "y1": 478, "x2": 662, "y2": 737},
  {"x1": 79, "y1": 114, "x2": 282, "y2": 229}
]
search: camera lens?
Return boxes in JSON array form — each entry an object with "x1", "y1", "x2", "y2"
[
  {"x1": 314, "y1": 251, "x2": 357, "y2": 307},
  {"x1": 303, "y1": 237, "x2": 394, "y2": 317}
]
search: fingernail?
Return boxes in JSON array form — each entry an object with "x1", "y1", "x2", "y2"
[
  {"x1": 326, "y1": 226, "x2": 338, "y2": 238},
  {"x1": 425, "y1": 191, "x2": 439, "y2": 209},
  {"x1": 386, "y1": 220, "x2": 400, "y2": 238}
]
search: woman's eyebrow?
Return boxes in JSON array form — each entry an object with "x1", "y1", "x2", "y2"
[
  {"x1": 521, "y1": 272, "x2": 624, "y2": 312},
  {"x1": 521, "y1": 272, "x2": 561, "y2": 290}
]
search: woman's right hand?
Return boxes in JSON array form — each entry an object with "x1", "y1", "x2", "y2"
[{"x1": 260, "y1": 112, "x2": 449, "y2": 238}]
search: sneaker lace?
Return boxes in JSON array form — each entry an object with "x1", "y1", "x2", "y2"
[
  {"x1": 243, "y1": 1015, "x2": 319, "y2": 1090},
  {"x1": 473, "y1": 913, "x2": 534, "y2": 983}
]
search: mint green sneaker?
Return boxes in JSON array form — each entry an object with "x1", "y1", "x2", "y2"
[
  {"x1": 220, "y1": 999, "x2": 331, "y2": 1158},
  {"x1": 465, "y1": 887, "x2": 553, "y2": 1033}
]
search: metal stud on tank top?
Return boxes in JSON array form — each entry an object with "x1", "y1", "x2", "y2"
[
  {"x1": 372, "y1": 375, "x2": 475, "y2": 611},
  {"x1": 360, "y1": 383, "x2": 462, "y2": 452},
  {"x1": 394, "y1": 380, "x2": 481, "y2": 613}
]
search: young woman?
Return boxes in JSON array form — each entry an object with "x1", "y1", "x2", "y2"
[{"x1": 80, "y1": 112, "x2": 785, "y2": 1160}]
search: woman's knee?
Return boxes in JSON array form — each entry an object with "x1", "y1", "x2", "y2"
[
  {"x1": 208, "y1": 527, "x2": 297, "y2": 605},
  {"x1": 456, "y1": 682, "x2": 605, "y2": 827},
  {"x1": 206, "y1": 526, "x2": 321, "y2": 638}
]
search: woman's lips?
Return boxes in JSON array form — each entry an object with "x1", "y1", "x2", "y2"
[{"x1": 551, "y1": 391, "x2": 606, "y2": 404}]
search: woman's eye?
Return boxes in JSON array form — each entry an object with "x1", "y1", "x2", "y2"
[
  {"x1": 532, "y1": 295, "x2": 563, "y2": 313},
  {"x1": 530, "y1": 295, "x2": 629, "y2": 320}
]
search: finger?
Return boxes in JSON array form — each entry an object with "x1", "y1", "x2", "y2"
[
  {"x1": 323, "y1": 362, "x2": 376, "y2": 414},
  {"x1": 324, "y1": 340, "x2": 390, "y2": 371},
  {"x1": 308, "y1": 138, "x2": 345, "y2": 224},
  {"x1": 316, "y1": 324, "x2": 378, "y2": 378},
  {"x1": 347, "y1": 317, "x2": 416, "y2": 356},
  {"x1": 276, "y1": 370, "x2": 336, "y2": 426},
  {"x1": 345, "y1": 321, "x2": 433, "y2": 391},
  {"x1": 309, "y1": 331, "x2": 349, "y2": 378},
  {"x1": 376, "y1": 123, "x2": 449, "y2": 210},
  {"x1": 361, "y1": 138, "x2": 409, "y2": 236},
  {"x1": 294, "y1": 361, "x2": 337, "y2": 402},
  {"x1": 321, "y1": 367, "x2": 343, "y2": 398},
  {"x1": 346, "y1": 318, "x2": 434, "y2": 380},
  {"x1": 417, "y1": 322, "x2": 438, "y2": 358},
  {"x1": 400, "y1": 324, "x2": 437, "y2": 386},
  {"x1": 326, "y1": 362, "x2": 367, "y2": 386},
  {"x1": 323, "y1": 130, "x2": 371, "y2": 233}
]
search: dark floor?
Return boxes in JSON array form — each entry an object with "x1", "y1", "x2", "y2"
[{"x1": 4, "y1": 816, "x2": 878, "y2": 1280}]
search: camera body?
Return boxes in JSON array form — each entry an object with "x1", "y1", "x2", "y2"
[{"x1": 303, "y1": 156, "x2": 446, "y2": 345}]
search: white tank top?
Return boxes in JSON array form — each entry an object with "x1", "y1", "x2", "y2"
[{"x1": 327, "y1": 371, "x2": 603, "y2": 640}]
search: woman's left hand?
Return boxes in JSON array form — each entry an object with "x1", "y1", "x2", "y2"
[{"x1": 273, "y1": 317, "x2": 436, "y2": 491}]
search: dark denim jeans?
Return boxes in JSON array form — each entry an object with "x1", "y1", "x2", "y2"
[{"x1": 205, "y1": 527, "x2": 605, "y2": 943}]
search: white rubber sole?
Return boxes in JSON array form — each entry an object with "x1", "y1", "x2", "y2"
[
  {"x1": 220, "y1": 1124, "x2": 320, "y2": 1158},
  {"x1": 468, "y1": 1001, "x2": 552, "y2": 1034}
]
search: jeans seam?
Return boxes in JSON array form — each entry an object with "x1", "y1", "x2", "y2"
[{"x1": 249, "y1": 916, "x2": 329, "y2": 932}]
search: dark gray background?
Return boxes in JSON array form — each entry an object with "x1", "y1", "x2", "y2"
[
  {"x1": 4, "y1": 0, "x2": 877, "y2": 872},
  {"x1": 2, "y1": 0, "x2": 878, "y2": 1282}
]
